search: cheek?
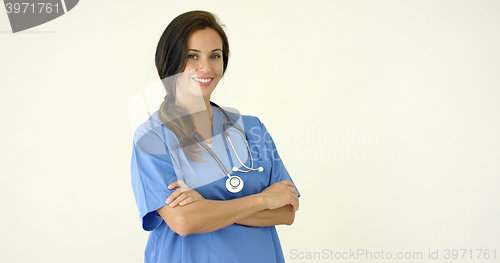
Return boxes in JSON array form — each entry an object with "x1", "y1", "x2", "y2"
[
  {"x1": 214, "y1": 63, "x2": 224, "y2": 76},
  {"x1": 176, "y1": 70, "x2": 194, "y2": 86},
  {"x1": 183, "y1": 62, "x2": 196, "y2": 72}
]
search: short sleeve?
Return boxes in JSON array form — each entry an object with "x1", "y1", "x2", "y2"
[
  {"x1": 131, "y1": 124, "x2": 177, "y2": 231},
  {"x1": 259, "y1": 121, "x2": 301, "y2": 197}
]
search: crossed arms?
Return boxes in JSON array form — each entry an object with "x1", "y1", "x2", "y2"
[{"x1": 157, "y1": 180, "x2": 299, "y2": 236}]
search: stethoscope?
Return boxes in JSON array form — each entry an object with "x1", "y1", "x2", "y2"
[{"x1": 194, "y1": 102, "x2": 264, "y2": 193}]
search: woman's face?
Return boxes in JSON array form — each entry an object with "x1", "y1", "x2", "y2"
[{"x1": 176, "y1": 28, "x2": 224, "y2": 99}]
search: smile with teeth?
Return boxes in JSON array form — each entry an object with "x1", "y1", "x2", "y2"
[{"x1": 193, "y1": 77, "x2": 213, "y2": 83}]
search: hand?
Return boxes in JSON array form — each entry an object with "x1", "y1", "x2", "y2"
[
  {"x1": 166, "y1": 180, "x2": 205, "y2": 208},
  {"x1": 260, "y1": 180, "x2": 299, "y2": 212}
]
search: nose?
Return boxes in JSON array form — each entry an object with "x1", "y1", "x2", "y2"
[{"x1": 197, "y1": 57, "x2": 212, "y2": 74}]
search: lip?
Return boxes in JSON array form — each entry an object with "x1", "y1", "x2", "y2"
[{"x1": 192, "y1": 77, "x2": 214, "y2": 87}]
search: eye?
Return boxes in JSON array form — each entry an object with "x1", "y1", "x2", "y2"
[
  {"x1": 188, "y1": 54, "x2": 198, "y2": 59},
  {"x1": 211, "y1": 53, "x2": 222, "y2": 59}
]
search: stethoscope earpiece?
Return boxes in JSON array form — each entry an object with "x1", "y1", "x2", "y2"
[{"x1": 233, "y1": 166, "x2": 264, "y2": 173}]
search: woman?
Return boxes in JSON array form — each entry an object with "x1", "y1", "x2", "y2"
[{"x1": 131, "y1": 10, "x2": 300, "y2": 263}]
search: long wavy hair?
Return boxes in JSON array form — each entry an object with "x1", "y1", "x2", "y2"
[{"x1": 155, "y1": 11, "x2": 230, "y2": 161}]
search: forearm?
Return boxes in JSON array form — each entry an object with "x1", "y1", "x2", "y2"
[
  {"x1": 235, "y1": 204, "x2": 295, "y2": 227},
  {"x1": 158, "y1": 194, "x2": 267, "y2": 236}
]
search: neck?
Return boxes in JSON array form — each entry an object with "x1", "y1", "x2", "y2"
[{"x1": 175, "y1": 93, "x2": 211, "y2": 115}]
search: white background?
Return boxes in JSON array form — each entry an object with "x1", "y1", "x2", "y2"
[{"x1": 1, "y1": 1, "x2": 499, "y2": 262}]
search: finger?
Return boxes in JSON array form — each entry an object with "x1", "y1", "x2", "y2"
[
  {"x1": 293, "y1": 194, "x2": 299, "y2": 211},
  {"x1": 287, "y1": 193, "x2": 299, "y2": 211},
  {"x1": 277, "y1": 180, "x2": 293, "y2": 187},
  {"x1": 277, "y1": 183, "x2": 297, "y2": 196},
  {"x1": 167, "y1": 180, "x2": 182, "y2": 190},
  {"x1": 172, "y1": 180, "x2": 191, "y2": 193},
  {"x1": 166, "y1": 188, "x2": 182, "y2": 205},
  {"x1": 179, "y1": 196, "x2": 195, "y2": 206},
  {"x1": 286, "y1": 192, "x2": 299, "y2": 211},
  {"x1": 169, "y1": 192, "x2": 188, "y2": 207},
  {"x1": 281, "y1": 181, "x2": 298, "y2": 196},
  {"x1": 287, "y1": 185, "x2": 298, "y2": 196},
  {"x1": 275, "y1": 180, "x2": 294, "y2": 192},
  {"x1": 282, "y1": 179, "x2": 293, "y2": 185},
  {"x1": 178, "y1": 181, "x2": 191, "y2": 192}
]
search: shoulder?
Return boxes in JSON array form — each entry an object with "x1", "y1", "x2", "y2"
[
  {"x1": 132, "y1": 111, "x2": 169, "y2": 154},
  {"x1": 133, "y1": 111, "x2": 163, "y2": 142},
  {"x1": 221, "y1": 108, "x2": 273, "y2": 145},
  {"x1": 223, "y1": 108, "x2": 264, "y2": 130}
]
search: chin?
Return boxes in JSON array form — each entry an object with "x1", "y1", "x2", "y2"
[{"x1": 201, "y1": 86, "x2": 216, "y2": 98}]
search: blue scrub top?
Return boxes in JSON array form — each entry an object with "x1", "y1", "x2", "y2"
[{"x1": 131, "y1": 106, "x2": 299, "y2": 263}]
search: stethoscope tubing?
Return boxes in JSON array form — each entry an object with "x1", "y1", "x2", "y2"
[
  {"x1": 191, "y1": 102, "x2": 263, "y2": 193},
  {"x1": 196, "y1": 135, "x2": 231, "y2": 178}
]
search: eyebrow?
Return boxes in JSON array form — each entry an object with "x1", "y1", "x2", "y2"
[{"x1": 188, "y1": 48, "x2": 222, "y2": 52}]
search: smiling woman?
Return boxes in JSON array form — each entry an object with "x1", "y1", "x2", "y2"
[
  {"x1": 154, "y1": 11, "x2": 230, "y2": 161},
  {"x1": 130, "y1": 10, "x2": 300, "y2": 263}
]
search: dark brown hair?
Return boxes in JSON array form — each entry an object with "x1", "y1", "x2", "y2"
[{"x1": 155, "y1": 10, "x2": 230, "y2": 161}]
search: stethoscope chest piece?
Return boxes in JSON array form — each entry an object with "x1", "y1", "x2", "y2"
[{"x1": 226, "y1": 175, "x2": 244, "y2": 193}]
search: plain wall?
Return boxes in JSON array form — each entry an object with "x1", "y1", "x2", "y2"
[{"x1": 1, "y1": 1, "x2": 499, "y2": 262}]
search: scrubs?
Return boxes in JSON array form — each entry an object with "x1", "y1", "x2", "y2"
[{"x1": 131, "y1": 106, "x2": 299, "y2": 263}]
